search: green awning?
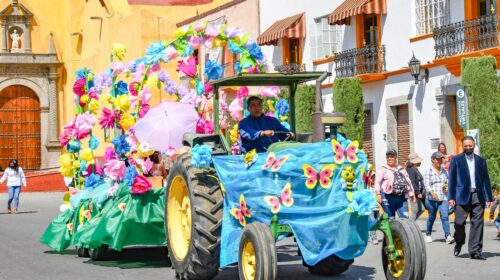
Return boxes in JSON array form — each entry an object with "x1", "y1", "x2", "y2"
[{"x1": 209, "y1": 72, "x2": 326, "y2": 87}]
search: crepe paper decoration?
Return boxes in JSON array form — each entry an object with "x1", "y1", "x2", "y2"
[
  {"x1": 88, "y1": 99, "x2": 100, "y2": 114},
  {"x1": 265, "y1": 112, "x2": 275, "y2": 118},
  {"x1": 276, "y1": 99, "x2": 289, "y2": 116},
  {"x1": 231, "y1": 142, "x2": 241, "y2": 155},
  {"x1": 230, "y1": 194, "x2": 252, "y2": 227},
  {"x1": 112, "y1": 134, "x2": 131, "y2": 155},
  {"x1": 115, "y1": 81, "x2": 129, "y2": 95},
  {"x1": 66, "y1": 140, "x2": 81, "y2": 153},
  {"x1": 86, "y1": 162, "x2": 103, "y2": 177},
  {"x1": 118, "y1": 202, "x2": 127, "y2": 212},
  {"x1": 247, "y1": 41, "x2": 264, "y2": 61},
  {"x1": 259, "y1": 86, "x2": 280, "y2": 98},
  {"x1": 107, "y1": 183, "x2": 119, "y2": 197},
  {"x1": 129, "y1": 81, "x2": 140, "y2": 96},
  {"x1": 264, "y1": 183, "x2": 294, "y2": 214},
  {"x1": 79, "y1": 95, "x2": 89, "y2": 107},
  {"x1": 229, "y1": 98, "x2": 243, "y2": 121},
  {"x1": 158, "y1": 70, "x2": 169, "y2": 82},
  {"x1": 243, "y1": 149, "x2": 258, "y2": 168},
  {"x1": 124, "y1": 166, "x2": 138, "y2": 187},
  {"x1": 236, "y1": 86, "x2": 249, "y2": 99},
  {"x1": 84, "y1": 173, "x2": 101, "y2": 189},
  {"x1": 348, "y1": 190, "x2": 377, "y2": 216},
  {"x1": 177, "y1": 57, "x2": 197, "y2": 78},
  {"x1": 234, "y1": 61, "x2": 242, "y2": 74},
  {"x1": 204, "y1": 60, "x2": 223, "y2": 81},
  {"x1": 89, "y1": 135, "x2": 100, "y2": 150},
  {"x1": 80, "y1": 148, "x2": 94, "y2": 165},
  {"x1": 332, "y1": 139, "x2": 359, "y2": 164},
  {"x1": 104, "y1": 159, "x2": 126, "y2": 181},
  {"x1": 104, "y1": 147, "x2": 117, "y2": 162},
  {"x1": 94, "y1": 72, "x2": 113, "y2": 93},
  {"x1": 131, "y1": 62, "x2": 146, "y2": 81},
  {"x1": 140, "y1": 88, "x2": 152, "y2": 105},
  {"x1": 114, "y1": 94, "x2": 130, "y2": 112},
  {"x1": 229, "y1": 124, "x2": 239, "y2": 143},
  {"x1": 60, "y1": 132, "x2": 70, "y2": 147},
  {"x1": 228, "y1": 40, "x2": 244, "y2": 54},
  {"x1": 205, "y1": 22, "x2": 222, "y2": 37},
  {"x1": 137, "y1": 142, "x2": 155, "y2": 157},
  {"x1": 131, "y1": 174, "x2": 153, "y2": 194},
  {"x1": 73, "y1": 77, "x2": 86, "y2": 97},
  {"x1": 190, "y1": 144, "x2": 213, "y2": 168},
  {"x1": 145, "y1": 74, "x2": 159, "y2": 90},
  {"x1": 119, "y1": 113, "x2": 136, "y2": 131},
  {"x1": 110, "y1": 62, "x2": 125, "y2": 77},
  {"x1": 195, "y1": 79, "x2": 205, "y2": 96},
  {"x1": 59, "y1": 153, "x2": 74, "y2": 177},
  {"x1": 111, "y1": 43, "x2": 127, "y2": 61},
  {"x1": 187, "y1": 35, "x2": 202, "y2": 48},
  {"x1": 66, "y1": 223, "x2": 74, "y2": 235}
]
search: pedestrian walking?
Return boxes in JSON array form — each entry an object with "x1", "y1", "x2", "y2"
[
  {"x1": 424, "y1": 152, "x2": 454, "y2": 244},
  {"x1": 495, "y1": 211, "x2": 500, "y2": 239},
  {"x1": 375, "y1": 149, "x2": 415, "y2": 218},
  {"x1": 489, "y1": 195, "x2": 500, "y2": 223},
  {"x1": 448, "y1": 136, "x2": 493, "y2": 260},
  {"x1": 0, "y1": 159, "x2": 27, "y2": 214},
  {"x1": 406, "y1": 153, "x2": 426, "y2": 221},
  {"x1": 438, "y1": 142, "x2": 451, "y2": 172}
]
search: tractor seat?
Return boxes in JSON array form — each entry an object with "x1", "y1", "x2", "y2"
[{"x1": 267, "y1": 141, "x2": 310, "y2": 153}]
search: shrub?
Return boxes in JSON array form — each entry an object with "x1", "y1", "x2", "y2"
[{"x1": 332, "y1": 77, "x2": 364, "y2": 142}]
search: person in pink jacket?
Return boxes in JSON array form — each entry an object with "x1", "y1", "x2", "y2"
[{"x1": 374, "y1": 149, "x2": 415, "y2": 218}]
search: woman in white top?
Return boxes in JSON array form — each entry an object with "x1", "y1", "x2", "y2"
[{"x1": 0, "y1": 159, "x2": 27, "y2": 214}]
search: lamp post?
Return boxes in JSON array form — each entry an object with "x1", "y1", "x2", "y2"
[
  {"x1": 408, "y1": 52, "x2": 429, "y2": 84},
  {"x1": 321, "y1": 112, "x2": 346, "y2": 141}
]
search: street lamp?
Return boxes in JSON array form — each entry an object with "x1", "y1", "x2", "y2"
[
  {"x1": 408, "y1": 52, "x2": 429, "y2": 84},
  {"x1": 321, "y1": 112, "x2": 346, "y2": 140}
]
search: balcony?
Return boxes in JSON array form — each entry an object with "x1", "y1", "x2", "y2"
[
  {"x1": 434, "y1": 14, "x2": 499, "y2": 59},
  {"x1": 333, "y1": 45, "x2": 386, "y2": 78}
]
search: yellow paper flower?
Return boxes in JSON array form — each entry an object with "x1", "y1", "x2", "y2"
[
  {"x1": 119, "y1": 113, "x2": 135, "y2": 131},
  {"x1": 59, "y1": 154, "x2": 74, "y2": 177},
  {"x1": 87, "y1": 73, "x2": 93, "y2": 81},
  {"x1": 111, "y1": 43, "x2": 127, "y2": 61},
  {"x1": 137, "y1": 143, "x2": 154, "y2": 157},
  {"x1": 80, "y1": 95, "x2": 89, "y2": 105},
  {"x1": 100, "y1": 93, "x2": 114, "y2": 104},
  {"x1": 145, "y1": 75, "x2": 159, "y2": 89},
  {"x1": 230, "y1": 124, "x2": 239, "y2": 143},
  {"x1": 174, "y1": 27, "x2": 188, "y2": 38},
  {"x1": 114, "y1": 95, "x2": 130, "y2": 112},
  {"x1": 80, "y1": 148, "x2": 94, "y2": 164},
  {"x1": 88, "y1": 99, "x2": 100, "y2": 114},
  {"x1": 213, "y1": 38, "x2": 227, "y2": 47},
  {"x1": 267, "y1": 100, "x2": 276, "y2": 112}
]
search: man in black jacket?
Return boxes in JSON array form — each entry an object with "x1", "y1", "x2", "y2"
[{"x1": 406, "y1": 153, "x2": 426, "y2": 221}]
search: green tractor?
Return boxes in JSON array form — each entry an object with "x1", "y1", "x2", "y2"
[{"x1": 164, "y1": 72, "x2": 426, "y2": 280}]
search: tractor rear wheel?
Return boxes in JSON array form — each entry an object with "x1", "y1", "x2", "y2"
[
  {"x1": 238, "y1": 222, "x2": 277, "y2": 280},
  {"x1": 89, "y1": 245, "x2": 110, "y2": 261},
  {"x1": 306, "y1": 254, "x2": 353, "y2": 276},
  {"x1": 165, "y1": 153, "x2": 223, "y2": 280}
]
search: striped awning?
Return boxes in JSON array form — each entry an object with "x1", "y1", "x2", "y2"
[
  {"x1": 257, "y1": 13, "x2": 305, "y2": 46},
  {"x1": 328, "y1": 0, "x2": 386, "y2": 25}
]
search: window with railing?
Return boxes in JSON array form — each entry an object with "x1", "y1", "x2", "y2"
[
  {"x1": 310, "y1": 16, "x2": 342, "y2": 60},
  {"x1": 415, "y1": 0, "x2": 450, "y2": 35}
]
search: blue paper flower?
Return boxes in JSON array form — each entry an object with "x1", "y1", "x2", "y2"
[
  {"x1": 79, "y1": 161, "x2": 87, "y2": 174},
  {"x1": 75, "y1": 67, "x2": 92, "y2": 79},
  {"x1": 234, "y1": 61, "x2": 242, "y2": 74},
  {"x1": 182, "y1": 45, "x2": 194, "y2": 57},
  {"x1": 145, "y1": 41, "x2": 167, "y2": 64},
  {"x1": 89, "y1": 135, "x2": 100, "y2": 150},
  {"x1": 123, "y1": 166, "x2": 138, "y2": 186},
  {"x1": 281, "y1": 121, "x2": 290, "y2": 130},
  {"x1": 112, "y1": 134, "x2": 131, "y2": 155},
  {"x1": 84, "y1": 173, "x2": 101, "y2": 189},
  {"x1": 247, "y1": 42, "x2": 264, "y2": 61},
  {"x1": 228, "y1": 41, "x2": 244, "y2": 54},
  {"x1": 195, "y1": 79, "x2": 205, "y2": 96},
  {"x1": 67, "y1": 140, "x2": 81, "y2": 153},
  {"x1": 204, "y1": 60, "x2": 223, "y2": 81},
  {"x1": 190, "y1": 144, "x2": 213, "y2": 168},
  {"x1": 115, "y1": 81, "x2": 128, "y2": 95},
  {"x1": 276, "y1": 99, "x2": 289, "y2": 116},
  {"x1": 348, "y1": 190, "x2": 377, "y2": 216}
]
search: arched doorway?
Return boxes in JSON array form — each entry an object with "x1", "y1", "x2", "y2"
[{"x1": 0, "y1": 85, "x2": 41, "y2": 170}]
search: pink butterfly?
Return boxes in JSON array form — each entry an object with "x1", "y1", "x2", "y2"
[
  {"x1": 230, "y1": 194, "x2": 252, "y2": 227},
  {"x1": 332, "y1": 139, "x2": 359, "y2": 164},
  {"x1": 262, "y1": 152, "x2": 289, "y2": 172},
  {"x1": 303, "y1": 164, "x2": 335, "y2": 189},
  {"x1": 264, "y1": 183, "x2": 294, "y2": 214}
]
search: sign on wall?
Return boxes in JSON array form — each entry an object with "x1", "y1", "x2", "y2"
[{"x1": 455, "y1": 86, "x2": 469, "y2": 130}]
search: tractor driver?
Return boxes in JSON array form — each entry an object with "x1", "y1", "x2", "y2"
[{"x1": 238, "y1": 96, "x2": 294, "y2": 153}]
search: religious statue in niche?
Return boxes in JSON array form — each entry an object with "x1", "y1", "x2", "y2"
[{"x1": 10, "y1": 29, "x2": 20, "y2": 53}]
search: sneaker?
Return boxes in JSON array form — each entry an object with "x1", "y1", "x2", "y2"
[
  {"x1": 425, "y1": 235, "x2": 433, "y2": 243},
  {"x1": 446, "y1": 235, "x2": 455, "y2": 244}
]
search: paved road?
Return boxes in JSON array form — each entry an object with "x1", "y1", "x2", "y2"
[{"x1": 0, "y1": 192, "x2": 499, "y2": 280}]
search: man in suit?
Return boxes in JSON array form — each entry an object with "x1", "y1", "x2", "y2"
[{"x1": 448, "y1": 136, "x2": 493, "y2": 260}]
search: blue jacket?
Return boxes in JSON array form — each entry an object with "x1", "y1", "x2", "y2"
[
  {"x1": 448, "y1": 153, "x2": 493, "y2": 205},
  {"x1": 238, "y1": 115, "x2": 289, "y2": 153}
]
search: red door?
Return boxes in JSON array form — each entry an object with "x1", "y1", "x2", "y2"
[{"x1": 0, "y1": 85, "x2": 41, "y2": 170}]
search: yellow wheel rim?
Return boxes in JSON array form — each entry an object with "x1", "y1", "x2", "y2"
[
  {"x1": 167, "y1": 175, "x2": 192, "y2": 261},
  {"x1": 388, "y1": 235, "x2": 405, "y2": 278},
  {"x1": 241, "y1": 240, "x2": 256, "y2": 280}
]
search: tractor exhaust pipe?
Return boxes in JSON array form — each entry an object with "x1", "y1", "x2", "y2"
[{"x1": 312, "y1": 72, "x2": 331, "y2": 142}]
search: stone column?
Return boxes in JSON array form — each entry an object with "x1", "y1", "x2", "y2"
[
  {"x1": 1, "y1": 20, "x2": 8, "y2": 53},
  {"x1": 47, "y1": 69, "x2": 60, "y2": 147},
  {"x1": 23, "y1": 20, "x2": 31, "y2": 53}
]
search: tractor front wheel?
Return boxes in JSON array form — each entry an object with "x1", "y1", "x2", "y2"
[
  {"x1": 89, "y1": 245, "x2": 110, "y2": 261},
  {"x1": 238, "y1": 222, "x2": 277, "y2": 280}
]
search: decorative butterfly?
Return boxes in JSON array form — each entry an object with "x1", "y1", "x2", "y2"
[
  {"x1": 302, "y1": 164, "x2": 335, "y2": 189},
  {"x1": 332, "y1": 139, "x2": 359, "y2": 164},
  {"x1": 243, "y1": 149, "x2": 258, "y2": 168},
  {"x1": 230, "y1": 194, "x2": 252, "y2": 227},
  {"x1": 66, "y1": 223, "x2": 74, "y2": 235},
  {"x1": 362, "y1": 167, "x2": 375, "y2": 187},
  {"x1": 118, "y1": 203, "x2": 127, "y2": 212},
  {"x1": 264, "y1": 183, "x2": 294, "y2": 214},
  {"x1": 262, "y1": 152, "x2": 289, "y2": 172}
]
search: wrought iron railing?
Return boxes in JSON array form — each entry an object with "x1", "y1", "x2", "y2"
[
  {"x1": 434, "y1": 14, "x2": 499, "y2": 59},
  {"x1": 333, "y1": 45, "x2": 386, "y2": 78},
  {"x1": 274, "y1": 63, "x2": 305, "y2": 74}
]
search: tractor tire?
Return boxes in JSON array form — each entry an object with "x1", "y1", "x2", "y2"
[
  {"x1": 89, "y1": 245, "x2": 110, "y2": 261},
  {"x1": 238, "y1": 222, "x2": 277, "y2": 280},
  {"x1": 77, "y1": 246, "x2": 90, "y2": 258},
  {"x1": 381, "y1": 219, "x2": 422, "y2": 280},
  {"x1": 306, "y1": 254, "x2": 353, "y2": 276},
  {"x1": 165, "y1": 153, "x2": 223, "y2": 280},
  {"x1": 400, "y1": 219, "x2": 426, "y2": 280}
]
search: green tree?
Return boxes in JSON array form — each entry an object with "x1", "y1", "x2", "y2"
[
  {"x1": 332, "y1": 77, "x2": 364, "y2": 142},
  {"x1": 461, "y1": 55, "x2": 500, "y2": 191},
  {"x1": 294, "y1": 85, "x2": 316, "y2": 133}
]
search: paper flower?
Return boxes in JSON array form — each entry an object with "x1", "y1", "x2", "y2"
[
  {"x1": 195, "y1": 79, "x2": 205, "y2": 95},
  {"x1": 88, "y1": 135, "x2": 100, "y2": 151},
  {"x1": 138, "y1": 104, "x2": 150, "y2": 118},
  {"x1": 88, "y1": 99, "x2": 100, "y2": 114},
  {"x1": 80, "y1": 148, "x2": 94, "y2": 164},
  {"x1": 137, "y1": 142, "x2": 154, "y2": 157},
  {"x1": 111, "y1": 43, "x2": 127, "y2": 60},
  {"x1": 110, "y1": 62, "x2": 125, "y2": 77},
  {"x1": 66, "y1": 140, "x2": 81, "y2": 153},
  {"x1": 93, "y1": 72, "x2": 112, "y2": 92},
  {"x1": 118, "y1": 202, "x2": 127, "y2": 212},
  {"x1": 348, "y1": 190, "x2": 377, "y2": 216},
  {"x1": 177, "y1": 57, "x2": 197, "y2": 78},
  {"x1": 145, "y1": 40, "x2": 168, "y2": 64},
  {"x1": 66, "y1": 223, "x2": 74, "y2": 235},
  {"x1": 228, "y1": 40, "x2": 244, "y2": 54},
  {"x1": 234, "y1": 61, "x2": 242, "y2": 74},
  {"x1": 59, "y1": 132, "x2": 70, "y2": 147},
  {"x1": 204, "y1": 60, "x2": 223, "y2": 81},
  {"x1": 187, "y1": 35, "x2": 202, "y2": 48},
  {"x1": 145, "y1": 75, "x2": 159, "y2": 89},
  {"x1": 115, "y1": 81, "x2": 128, "y2": 95},
  {"x1": 164, "y1": 80, "x2": 177, "y2": 95},
  {"x1": 165, "y1": 45, "x2": 178, "y2": 61},
  {"x1": 225, "y1": 26, "x2": 243, "y2": 38},
  {"x1": 260, "y1": 86, "x2": 280, "y2": 98},
  {"x1": 114, "y1": 94, "x2": 130, "y2": 112},
  {"x1": 230, "y1": 124, "x2": 239, "y2": 143},
  {"x1": 75, "y1": 113, "x2": 96, "y2": 136},
  {"x1": 100, "y1": 93, "x2": 114, "y2": 104},
  {"x1": 99, "y1": 108, "x2": 116, "y2": 129},
  {"x1": 104, "y1": 147, "x2": 116, "y2": 162},
  {"x1": 229, "y1": 98, "x2": 243, "y2": 121},
  {"x1": 231, "y1": 142, "x2": 241, "y2": 155},
  {"x1": 140, "y1": 88, "x2": 152, "y2": 104},
  {"x1": 59, "y1": 153, "x2": 74, "y2": 177},
  {"x1": 124, "y1": 166, "x2": 138, "y2": 186},
  {"x1": 236, "y1": 86, "x2": 249, "y2": 99},
  {"x1": 247, "y1": 41, "x2": 264, "y2": 61},
  {"x1": 84, "y1": 173, "x2": 101, "y2": 189},
  {"x1": 129, "y1": 81, "x2": 140, "y2": 96},
  {"x1": 104, "y1": 159, "x2": 126, "y2": 181},
  {"x1": 112, "y1": 134, "x2": 131, "y2": 155},
  {"x1": 190, "y1": 144, "x2": 213, "y2": 168},
  {"x1": 205, "y1": 22, "x2": 221, "y2": 37},
  {"x1": 131, "y1": 174, "x2": 152, "y2": 194},
  {"x1": 86, "y1": 162, "x2": 103, "y2": 176},
  {"x1": 107, "y1": 183, "x2": 119, "y2": 197},
  {"x1": 276, "y1": 99, "x2": 289, "y2": 116},
  {"x1": 119, "y1": 113, "x2": 136, "y2": 131},
  {"x1": 73, "y1": 77, "x2": 86, "y2": 97}
]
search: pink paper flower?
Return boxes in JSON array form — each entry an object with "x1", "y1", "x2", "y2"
[
  {"x1": 104, "y1": 147, "x2": 117, "y2": 162},
  {"x1": 129, "y1": 81, "x2": 140, "y2": 96},
  {"x1": 131, "y1": 174, "x2": 152, "y2": 194},
  {"x1": 131, "y1": 62, "x2": 145, "y2": 81},
  {"x1": 73, "y1": 77, "x2": 86, "y2": 97},
  {"x1": 229, "y1": 98, "x2": 243, "y2": 121},
  {"x1": 59, "y1": 132, "x2": 70, "y2": 147},
  {"x1": 147, "y1": 63, "x2": 161, "y2": 75},
  {"x1": 165, "y1": 45, "x2": 178, "y2": 61},
  {"x1": 99, "y1": 108, "x2": 116, "y2": 129},
  {"x1": 176, "y1": 57, "x2": 197, "y2": 78},
  {"x1": 139, "y1": 104, "x2": 150, "y2": 118},
  {"x1": 110, "y1": 62, "x2": 125, "y2": 76},
  {"x1": 187, "y1": 36, "x2": 202, "y2": 48},
  {"x1": 205, "y1": 22, "x2": 221, "y2": 37},
  {"x1": 260, "y1": 86, "x2": 280, "y2": 97},
  {"x1": 140, "y1": 88, "x2": 152, "y2": 104},
  {"x1": 104, "y1": 159, "x2": 126, "y2": 181},
  {"x1": 237, "y1": 86, "x2": 249, "y2": 99},
  {"x1": 86, "y1": 162, "x2": 103, "y2": 176},
  {"x1": 107, "y1": 183, "x2": 119, "y2": 197}
]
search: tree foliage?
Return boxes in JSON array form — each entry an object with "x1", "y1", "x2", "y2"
[
  {"x1": 461, "y1": 55, "x2": 500, "y2": 191},
  {"x1": 294, "y1": 85, "x2": 316, "y2": 133},
  {"x1": 332, "y1": 77, "x2": 365, "y2": 143}
]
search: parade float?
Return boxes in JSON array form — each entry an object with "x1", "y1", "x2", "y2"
[{"x1": 41, "y1": 21, "x2": 426, "y2": 280}]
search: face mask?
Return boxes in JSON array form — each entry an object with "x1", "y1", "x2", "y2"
[{"x1": 464, "y1": 148, "x2": 474, "y2": 155}]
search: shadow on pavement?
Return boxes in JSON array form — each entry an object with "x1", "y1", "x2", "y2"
[
  {"x1": 84, "y1": 247, "x2": 171, "y2": 269},
  {"x1": 0, "y1": 210, "x2": 38, "y2": 215},
  {"x1": 44, "y1": 249, "x2": 78, "y2": 255}
]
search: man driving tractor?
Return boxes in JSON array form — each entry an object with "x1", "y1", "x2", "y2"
[{"x1": 238, "y1": 96, "x2": 294, "y2": 153}]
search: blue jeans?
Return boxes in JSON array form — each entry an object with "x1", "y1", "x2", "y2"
[
  {"x1": 425, "y1": 198, "x2": 451, "y2": 237},
  {"x1": 381, "y1": 193, "x2": 409, "y2": 218},
  {"x1": 8, "y1": 185, "x2": 21, "y2": 209},
  {"x1": 495, "y1": 217, "x2": 500, "y2": 230}
]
